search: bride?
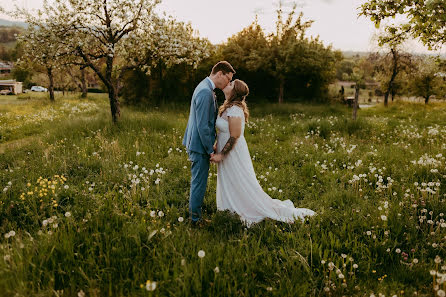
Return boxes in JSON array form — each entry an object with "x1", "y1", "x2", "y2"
[{"x1": 210, "y1": 79, "x2": 315, "y2": 226}]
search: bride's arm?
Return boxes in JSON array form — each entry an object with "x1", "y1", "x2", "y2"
[{"x1": 211, "y1": 117, "x2": 242, "y2": 162}]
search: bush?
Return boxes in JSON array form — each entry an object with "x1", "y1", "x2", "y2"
[{"x1": 87, "y1": 88, "x2": 106, "y2": 93}]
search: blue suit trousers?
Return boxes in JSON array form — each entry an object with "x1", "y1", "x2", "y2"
[{"x1": 188, "y1": 151, "x2": 210, "y2": 222}]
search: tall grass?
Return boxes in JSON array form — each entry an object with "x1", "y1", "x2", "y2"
[{"x1": 0, "y1": 95, "x2": 445, "y2": 296}]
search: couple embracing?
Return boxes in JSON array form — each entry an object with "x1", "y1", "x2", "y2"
[{"x1": 183, "y1": 61, "x2": 315, "y2": 227}]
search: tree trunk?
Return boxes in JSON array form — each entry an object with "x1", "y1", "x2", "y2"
[
  {"x1": 384, "y1": 91, "x2": 389, "y2": 107},
  {"x1": 106, "y1": 56, "x2": 120, "y2": 123},
  {"x1": 384, "y1": 48, "x2": 398, "y2": 107},
  {"x1": 278, "y1": 78, "x2": 284, "y2": 104},
  {"x1": 81, "y1": 67, "x2": 87, "y2": 98},
  {"x1": 353, "y1": 84, "x2": 359, "y2": 120},
  {"x1": 109, "y1": 85, "x2": 120, "y2": 123},
  {"x1": 424, "y1": 83, "x2": 431, "y2": 104},
  {"x1": 77, "y1": 46, "x2": 119, "y2": 122},
  {"x1": 47, "y1": 67, "x2": 55, "y2": 102},
  {"x1": 391, "y1": 89, "x2": 395, "y2": 102}
]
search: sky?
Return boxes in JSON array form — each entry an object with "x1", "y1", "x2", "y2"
[{"x1": 0, "y1": 0, "x2": 443, "y2": 54}]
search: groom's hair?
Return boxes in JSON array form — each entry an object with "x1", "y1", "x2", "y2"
[{"x1": 211, "y1": 61, "x2": 236, "y2": 75}]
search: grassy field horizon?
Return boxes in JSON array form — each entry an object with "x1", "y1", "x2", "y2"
[{"x1": 1, "y1": 93, "x2": 445, "y2": 296}]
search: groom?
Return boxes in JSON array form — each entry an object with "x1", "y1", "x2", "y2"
[{"x1": 183, "y1": 61, "x2": 235, "y2": 224}]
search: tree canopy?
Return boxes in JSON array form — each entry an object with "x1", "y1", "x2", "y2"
[{"x1": 360, "y1": 0, "x2": 446, "y2": 50}]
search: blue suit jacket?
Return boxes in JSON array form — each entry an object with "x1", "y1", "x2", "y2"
[{"x1": 183, "y1": 78, "x2": 217, "y2": 155}]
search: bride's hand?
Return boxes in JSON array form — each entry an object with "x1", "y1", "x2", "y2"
[{"x1": 210, "y1": 153, "x2": 223, "y2": 163}]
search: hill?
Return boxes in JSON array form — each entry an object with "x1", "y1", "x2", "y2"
[{"x1": 0, "y1": 18, "x2": 27, "y2": 28}]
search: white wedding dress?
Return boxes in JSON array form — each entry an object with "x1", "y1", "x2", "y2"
[{"x1": 216, "y1": 106, "x2": 315, "y2": 226}]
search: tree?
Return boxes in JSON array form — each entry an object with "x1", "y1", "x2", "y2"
[
  {"x1": 360, "y1": 0, "x2": 446, "y2": 50},
  {"x1": 221, "y1": 3, "x2": 339, "y2": 103},
  {"x1": 221, "y1": 18, "x2": 274, "y2": 99},
  {"x1": 346, "y1": 57, "x2": 375, "y2": 120},
  {"x1": 374, "y1": 47, "x2": 413, "y2": 106},
  {"x1": 66, "y1": 67, "x2": 89, "y2": 98},
  {"x1": 15, "y1": 0, "x2": 210, "y2": 122},
  {"x1": 15, "y1": 24, "x2": 67, "y2": 101},
  {"x1": 269, "y1": 3, "x2": 313, "y2": 103},
  {"x1": 409, "y1": 57, "x2": 443, "y2": 104},
  {"x1": 11, "y1": 65, "x2": 33, "y2": 88},
  {"x1": 336, "y1": 60, "x2": 354, "y2": 81}
]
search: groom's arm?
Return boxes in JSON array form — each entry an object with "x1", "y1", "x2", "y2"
[{"x1": 194, "y1": 90, "x2": 214, "y2": 155}]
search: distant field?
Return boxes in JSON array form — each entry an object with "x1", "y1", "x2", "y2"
[{"x1": 0, "y1": 41, "x2": 17, "y2": 49}]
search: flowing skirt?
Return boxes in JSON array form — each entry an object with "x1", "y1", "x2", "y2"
[{"x1": 216, "y1": 133, "x2": 315, "y2": 227}]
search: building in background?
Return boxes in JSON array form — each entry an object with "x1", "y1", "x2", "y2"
[
  {"x1": 0, "y1": 61, "x2": 14, "y2": 76},
  {"x1": 0, "y1": 79, "x2": 23, "y2": 94}
]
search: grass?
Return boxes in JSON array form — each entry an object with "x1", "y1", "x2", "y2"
[{"x1": 0, "y1": 93, "x2": 445, "y2": 296}]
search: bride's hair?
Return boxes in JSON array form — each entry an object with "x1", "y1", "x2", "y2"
[{"x1": 218, "y1": 79, "x2": 250, "y2": 122}]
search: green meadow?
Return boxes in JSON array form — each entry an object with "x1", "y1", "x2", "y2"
[{"x1": 0, "y1": 93, "x2": 445, "y2": 296}]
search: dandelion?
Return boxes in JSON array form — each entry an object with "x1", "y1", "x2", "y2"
[
  {"x1": 178, "y1": 217, "x2": 184, "y2": 222},
  {"x1": 64, "y1": 185, "x2": 69, "y2": 189},
  {"x1": 341, "y1": 254, "x2": 347, "y2": 259},
  {"x1": 77, "y1": 290, "x2": 85, "y2": 297},
  {"x1": 198, "y1": 250, "x2": 205, "y2": 258},
  {"x1": 65, "y1": 212, "x2": 71, "y2": 217},
  {"x1": 366, "y1": 231, "x2": 372, "y2": 236},
  {"x1": 214, "y1": 267, "x2": 220, "y2": 273},
  {"x1": 4, "y1": 231, "x2": 15, "y2": 238},
  {"x1": 150, "y1": 211, "x2": 156, "y2": 218},
  {"x1": 181, "y1": 259, "x2": 186, "y2": 266},
  {"x1": 267, "y1": 287, "x2": 273, "y2": 291},
  {"x1": 395, "y1": 248, "x2": 401, "y2": 254},
  {"x1": 321, "y1": 260, "x2": 326, "y2": 264},
  {"x1": 353, "y1": 264, "x2": 358, "y2": 269},
  {"x1": 145, "y1": 280, "x2": 157, "y2": 291},
  {"x1": 438, "y1": 290, "x2": 446, "y2": 297},
  {"x1": 413, "y1": 259, "x2": 418, "y2": 264},
  {"x1": 435, "y1": 256, "x2": 442, "y2": 264},
  {"x1": 338, "y1": 273, "x2": 345, "y2": 279},
  {"x1": 158, "y1": 211, "x2": 164, "y2": 217},
  {"x1": 381, "y1": 215, "x2": 387, "y2": 221}
]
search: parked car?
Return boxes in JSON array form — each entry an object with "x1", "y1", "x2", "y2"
[
  {"x1": 0, "y1": 89, "x2": 12, "y2": 95},
  {"x1": 31, "y1": 86, "x2": 48, "y2": 92}
]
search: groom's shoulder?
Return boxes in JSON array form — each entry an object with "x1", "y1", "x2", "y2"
[
  {"x1": 193, "y1": 79, "x2": 212, "y2": 96},
  {"x1": 196, "y1": 78, "x2": 211, "y2": 90}
]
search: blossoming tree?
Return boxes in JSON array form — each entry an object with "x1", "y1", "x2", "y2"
[
  {"x1": 16, "y1": 0, "x2": 210, "y2": 122},
  {"x1": 360, "y1": 0, "x2": 446, "y2": 51},
  {"x1": 14, "y1": 20, "x2": 68, "y2": 101}
]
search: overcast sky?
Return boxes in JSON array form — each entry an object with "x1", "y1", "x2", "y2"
[{"x1": 1, "y1": 0, "x2": 443, "y2": 54}]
